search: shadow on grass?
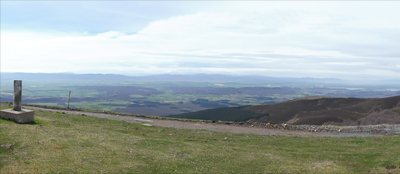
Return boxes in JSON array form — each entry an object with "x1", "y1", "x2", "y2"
[
  {"x1": 27, "y1": 118, "x2": 50, "y2": 125},
  {"x1": 0, "y1": 119, "x2": 16, "y2": 124},
  {"x1": 0, "y1": 118, "x2": 48, "y2": 125}
]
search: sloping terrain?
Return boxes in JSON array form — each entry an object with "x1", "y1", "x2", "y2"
[
  {"x1": 168, "y1": 95, "x2": 400, "y2": 125},
  {"x1": 165, "y1": 106, "x2": 266, "y2": 121},
  {"x1": 3, "y1": 105, "x2": 400, "y2": 173}
]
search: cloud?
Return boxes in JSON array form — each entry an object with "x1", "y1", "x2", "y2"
[{"x1": 1, "y1": 1, "x2": 400, "y2": 80}]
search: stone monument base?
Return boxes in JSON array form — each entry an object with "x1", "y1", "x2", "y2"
[{"x1": 0, "y1": 109, "x2": 35, "y2": 124}]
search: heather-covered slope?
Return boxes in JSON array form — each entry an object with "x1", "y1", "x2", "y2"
[
  {"x1": 168, "y1": 95, "x2": 400, "y2": 125},
  {"x1": 166, "y1": 106, "x2": 266, "y2": 121},
  {"x1": 246, "y1": 95, "x2": 400, "y2": 125}
]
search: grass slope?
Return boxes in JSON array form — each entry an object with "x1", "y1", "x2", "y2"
[{"x1": 1, "y1": 106, "x2": 400, "y2": 173}]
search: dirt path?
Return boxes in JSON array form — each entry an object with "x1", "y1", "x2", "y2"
[{"x1": 23, "y1": 106, "x2": 382, "y2": 137}]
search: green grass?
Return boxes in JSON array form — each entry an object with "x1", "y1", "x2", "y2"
[{"x1": 1, "y1": 108, "x2": 400, "y2": 173}]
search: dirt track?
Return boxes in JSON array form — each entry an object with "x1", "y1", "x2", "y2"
[{"x1": 23, "y1": 106, "x2": 389, "y2": 137}]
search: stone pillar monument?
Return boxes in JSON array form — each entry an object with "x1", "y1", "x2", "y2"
[
  {"x1": 0, "y1": 80, "x2": 35, "y2": 123},
  {"x1": 13, "y1": 80, "x2": 22, "y2": 111}
]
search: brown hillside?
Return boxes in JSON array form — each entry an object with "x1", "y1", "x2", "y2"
[{"x1": 243, "y1": 95, "x2": 400, "y2": 125}]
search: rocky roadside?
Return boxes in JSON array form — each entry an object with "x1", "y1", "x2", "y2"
[{"x1": 232, "y1": 121, "x2": 400, "y2": 135}]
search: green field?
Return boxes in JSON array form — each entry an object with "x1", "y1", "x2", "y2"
[{"x1": 1, "y1": 106, "x2": 400, "y2": 173}]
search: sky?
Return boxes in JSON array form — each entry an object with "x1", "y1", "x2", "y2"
[{"x1": 1, "y1": 1, "x2": 400, "y2": 80}]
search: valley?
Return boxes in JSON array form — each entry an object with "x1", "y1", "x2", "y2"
[{"x1": 1, "y1": 73, "x2": 399, "y2": 118}]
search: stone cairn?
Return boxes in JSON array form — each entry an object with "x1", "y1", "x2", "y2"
[{"x1": 0, "y1": 80, "x2": 35, "y2": 123}]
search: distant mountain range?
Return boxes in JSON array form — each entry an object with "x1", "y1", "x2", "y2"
[
  {"x1": 167, "y1": 95, "x2": 400, "y2": 125},
  {"x1": 2, "y1": 72, "x2": 399, "y2": 85},
  {"x1": 0, "y1": 72, "x2": 354, "y2": 84}
]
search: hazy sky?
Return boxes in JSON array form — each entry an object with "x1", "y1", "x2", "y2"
[{"x1": 2, "y1": 1, "x2": 400, "y2": 80}]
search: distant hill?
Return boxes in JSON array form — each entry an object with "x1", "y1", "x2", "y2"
[
  {"x1": 166, "y1": 106, "x2": 267, "y2": 122},
  {"x1": 0, "y1": 72, "x2": 346, "y2": 84},
  {"x1": 167, "y1": 95, "x2": 400, "y2": 125},
  {"x1": 2, "y1": 72, "x2": 400, "y2": 86}
]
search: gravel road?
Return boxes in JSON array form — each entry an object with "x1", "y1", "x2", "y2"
[{"x1": 23, "y1": 106, "x2": 399, "y2": 137}]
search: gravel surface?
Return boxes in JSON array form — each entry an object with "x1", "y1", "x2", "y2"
[{"x1": 23, "y1": 106, "x2": 400, "y2": 137}]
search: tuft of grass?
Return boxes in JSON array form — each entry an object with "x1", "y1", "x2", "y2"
[{"x1": 1, "y1": 109, "x2": 400, "y2": 173}]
